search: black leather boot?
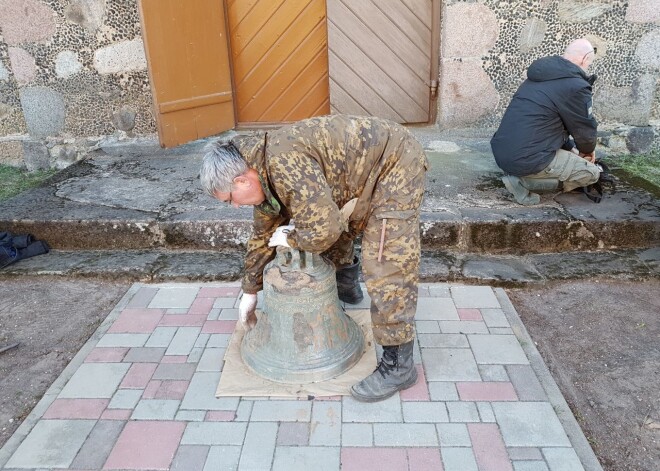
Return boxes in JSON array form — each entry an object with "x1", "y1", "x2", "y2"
[
  {"x1": 350, "y1": 340, "x2": 418, "y2": 402},
  {"x1": 336, "y1": 258, "x2": 364, "y2": 304}
]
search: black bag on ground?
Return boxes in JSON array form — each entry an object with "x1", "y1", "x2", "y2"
[
  {"x1": 581, "y1": 159, "x2": 616, "y2": 203},
  {"x1": 0, "y1": 231, "x2": 50, "y2": 269}
]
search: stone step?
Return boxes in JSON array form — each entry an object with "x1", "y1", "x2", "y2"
[{"x1": 1, "y1": 248, "x2": 657, "y2": 287}]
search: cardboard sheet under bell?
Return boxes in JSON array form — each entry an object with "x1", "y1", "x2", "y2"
[{"x1": 216, "y1": 310, "x2": 377, "y2": 397}]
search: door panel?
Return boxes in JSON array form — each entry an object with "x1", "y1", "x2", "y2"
[
  {"x1": 327, "y1": 0, "x2": 435, "y2": 123},
  {"x1": 227, "y1": 0, "x2": 330, "y2": 124},
  {"x1": 138, "y1": 0, "x2": 235, "y2": 147}
]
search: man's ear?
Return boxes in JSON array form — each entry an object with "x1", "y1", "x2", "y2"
[{"x1": 232, "y1": 174, "x2": 251, "y2": 188}]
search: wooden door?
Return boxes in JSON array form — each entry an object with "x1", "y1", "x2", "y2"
[
  {"x1": 327, "y1": 0, "x2": 438, "y2": 124},
  {"x1": 227, "y1": 0, "x2": 330, "y2": 125},
  {"x1": 138, "y1": 0, "x2": 235, "y2": 147}
]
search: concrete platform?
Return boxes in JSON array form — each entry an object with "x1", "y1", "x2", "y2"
[
  {"x1": 1, "y1": 135, "x2": 658, "y2": 255},
  {"x1": 0, "y1": 282, "x2": 603, "y2": 471}
]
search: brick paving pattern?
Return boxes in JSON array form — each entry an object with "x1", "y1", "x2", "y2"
[{"x1": 0, "y1": 283, "x2": 591, "y2": 470}]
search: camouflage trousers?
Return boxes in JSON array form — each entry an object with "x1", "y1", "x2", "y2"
[{"x1": 323, "y1": 142, "x2": 427, "y2": 346}]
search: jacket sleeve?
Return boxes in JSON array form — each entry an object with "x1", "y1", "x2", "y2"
[
  {"x1": 242, "y1": 208, "x2": 286, "y2": 294},
  {"x1": 558, "y1": 84, "x2": 598, "y2": 154},
  {"x1": 268, "y1": 152, "x2": 344, "y2": 253}
]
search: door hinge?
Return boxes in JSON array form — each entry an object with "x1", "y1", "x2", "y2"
[{"x1": 430, "y1": 79, "x2": 438, "y2": 98}]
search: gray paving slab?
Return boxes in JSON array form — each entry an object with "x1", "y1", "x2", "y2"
[
  {"x1": 477, "y1": 402, "x2": 496, "y2": 422},
  {"x1": 481, "y1": 308, "x2": 511, "y2": 327},
  {"x1": 451, "y1": 286, "x2": 501, "y2": 308},
  {"x1": 514, "y1": 462, "x2": 550, "y2": 471},
  {"x1": 250, "y1": 400, "x2": 312, "y2": 422},
  {"x1": 543, "y1": 447, "x2": 585, "y2": 471},
  {"x1": 197, "y1": 348, "x2": 226, "y2": 372},
  {"x1": 170, "y1": 445, "x2": 209, "y2": 471},
  {"x1": 58, "y1": 363, "x2": 130, "y2": 398},
  {"x1": 436, "y1": 423, "x2": 471, "y2": 446},
  {"x1": 166, "y1": 327, "x2": 202, "y2": 355},
  {"x1": 108, "y1": 388, "x2": 143, "y2": 409},
  {"x1": 416, "y1": 297, "x2": 459, "y2": 320},
  {"x1": 235, "y1": 400, "x2": 254, "y2": 422},
  {"x1": 180, "y1": 372, "x2": 240, "y2": 410},
  {"x1": 418, "y1": 333, "x2": 469, "y2": 348},
  {"x1": 181, "y1": 422, "x2": 248, "y2": 446},
  {"x1": 309, "y1": 401, "x2": 341, "y2": 446},
  {"x1": 123, "y1": 347, "x2": 166, "y2": 363},
  {"x1": 153, "y1": 362, "x2": 197, "y2": 380},
  {"x1": 447, "y1": 402, "x2": 480, "y2": 422},
  {"x1": 508, "y1": 447, "x2": 544, "y2": 460},
  {"x1": 342, "y1": 394, "x2": 402, "y2": 422},
  {"x1": 507, "y1": 365, "x2": 549, "y2": 401},
  {"x1": 272, "y1": 446, "x2": 340, "y2": 471},
  {"x1": 479, "y1": 364, "x2": 509, "y2": 381},
  {"x1": 149, "y1": 286, "x2": 199, "y2": 309},
  {"x1": 493, "y1": 402, "x2": 572, "y2": 447},
  {"x1": 469, "y1": 334, "x2": 529, "y2": 364},
  {"x1": 428, "y1": 382, "x2": 459, "y2": 401},
  {"x1": 341, "y1": 423, "x2": 373, "y2": 446},
  {"x1": 277, "y1": 422, "x2": 309, "y2": 446},
  {"x1": 204, "y1": 446, "x2": 241, "y2": 471},
  {"x1": 421, "y1": 348, "x2": 481, "y2": 381},
  {"x1": 96, "y1": 333, "x2": 150, "y2": 348},
  {"x1": 70, "y1": 420, "x2": 125, "y2": 470},
  {"x1": 440, "y1": 320, "x2": 489, "y2": 334},
  {"x1": 415, "y1": 320, "x2": 441, "y2": 333},
  {"x1": 402, "y1": 401, "x2": 449, "y2": 423},
  {"x1": 145, "y1": 326, "x2": 178, "y2": 347},
  {"x1": 239, "y1": 422, "x2": 277, "y2": 471},
  {"x1": 373, "y1": 423, "x2": 438, "y2": 446},
  {"x1": 441, "y1": 447, "x2": 479, "y2": 471},
  {"x1": 131, "y1": 399, "x2": 180, "y2": 420},
  {"x1": 176, "y1": 410, "x2": 206, "y2": 422},
  {"x1": 5, "y1": 420, "x2": 96, "y2": 468}
]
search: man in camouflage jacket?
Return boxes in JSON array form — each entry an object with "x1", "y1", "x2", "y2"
[{"x1": 200, "y1": 114, "x2": 428, "y2": 402}]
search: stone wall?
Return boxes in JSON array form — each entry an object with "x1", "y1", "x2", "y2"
[
  {"x1": 0, "y1": 0, "x2": 659, "y2": 170},
  {"x1": 438, "y1": 0, "x2": 660, "y2": 153},
  {"x1": 0, "y1": 0, "x2": 157, "y2": 169}
]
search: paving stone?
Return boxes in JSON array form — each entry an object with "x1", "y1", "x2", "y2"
[
  {"x1": 457, "y1": 382, "x2": 518, "y2": 401},
  {"x1": 166, "y1": 327, "x2": 202, "y2": 355},
  {"x1": 235, "y1": 400, "x2": 254, "y2": 421},
  {"x1": 408, "y1": 448, "x2": 444, "y2": 470},
  {"x1": 429, "y1": 382, "x2": 459, "y2": 401},
  {"x1": 127, "y1": 287, "x2": 159, "y2": 308},
  {"x1": 181, "y1": 422, "x2": 248, "y2": 445},
  {"x1": 479, "y1": 364, "x2": 509, "y2": 381},
  {"x1": 163, "y1": 355, "x2": 188, "y2": 363},
  {"x1": 190, "y1": 297, "x2": 215, "y2": 315},
  {"x1": 123, "y1": 347, "x2": 166, "y2": 363},
  {"x1": 493, "y1": 403, "x2": 571, "y2": 447},
  {"x1": 5, "y1": 420, "x2": 96, "y2": 469},
  {"x1": 469, "y1": 423, "x2": 513, "y2": 471},
  {"x1": 152, "y1": 364, "x2": 197, "y2": 382},
  {"x1": 176, "y1": 410, "x2": 206, "y2": 421},
  {"x1": 341, "y1": 447, "x2": 407, "y2": 470},
  {"x1": 309, "y1": 401, "x2": 341, "y2": 446},
  {"x1": 204, "y1": 445, "x2": 241, "y2": 471},
  {"x1": 440, "y1": 320, "x2": 489, "y2": 334},
  {"x1": 542, "y1": 447, "x2": 585, "y2": 471},
  {"x1": 108, "y1": 389, "x2": 143, "y2": 409},
  {"x1": 418, "y1": 333, "x2": 469, "y2": 348},
  {"x1": 180, "y1": 372, "x2": 240, "y2": 410},
  {"x1": 206, "y1": 410, "x2": 236, "y2": 421},
  {"x1": 416, "y1": 297, "x2": 459, "y2": 320},
  {"x1": 506, "y1": 365, "x2": 548, "y2": 401},
  {"x1": 188, "y1": 347, "x2": 204, "y2": 363},
  {"x1": 59, "y1": 363, "x2": 130, "y2": 398},
  {"x1": 218, "y1": 308, "x2": 239, "y2": 320},
  {"x1": 70, "y1": 420, "x2": 124, "y2": 470},
  {"x1": 468, "y1": 335, "x2": 529, "y2": 364},
  {"x1": 120, "y1": 363, "x2": 157, "y2": 389},
  {"x1": 447, "y1": 402, "x2": 480, "y2": 422},
  {"x1": 85, "y1": 347, "x2": 128, "y2": 363},
  {"x1": 490, "y1": 327, "x2": 514, "y2": 335},
  {"x1": 108, "y1": 308, "x2": 164, "y2": 333},
  {"x1": 160, "y1": 314, "x2": 207, "y2": 326},
  {"x1": 403, "y1": 401, "x2": 449, "y2": 423},
  {"x1": 199, "y1": 286, "x2": 241, "y2": 297},
  {"x1": 202, "y1": 320, "x2": 237, "y2": 334},
  {"x1": 342, "y1": 394, "x2": 402, "y2": 422},
  {"x1": 167, "y1": 308, "x2": 190, "y2": 314},
  {"x1": 277, "y1": 422, "x2": 309, "y2": 446},
  {"x1": 145, "y1": 326, "x2": 178, "y2": 347},
  {"x1": 170, "y1": 445, "x2": 209, "y2": 471},
  {"x1": 341, "y1": 423, "x2": 373, "y2": 446},
  {"x1": 195, "y1": 333, "x2": 210, "y2": 348},
  {"x1": 513, "y1": 461, "x2": 550, "y2": 471},
  {"x1": 251, "y1": 400, "x2": 312, "y2": 422},
  {"x1": 272, "y1": 446, "x2": 340, "y2": 471},
  {"x1": 96, "y1": 333, "x2": 150, "y2": 348},
  {"x1": 105, "y1": 420, "x2": 185, "y2": 469},
  {"x1": 373, "y1": 423, "x2": 438, "y2": 446},
  {"x1": 480, "y1": 308, "x2": 510, "y2": 327},
  {"x1": 213, "y1": 297, "x2": 237, "y2": 308},
  {"x1": 507, "y1": 447, "x2": 544, "y2": 461},
  {"x1": 207, "y1": 308, "x2": 221, "y2": 321},
  {"x1": 150, "y1": 286, "x2": 199, "y2": 309},
  {"x1": 416, "y1": 320, "x2": 441, "y2": 333},
  {"x1": 457, "y1": 308, "x2": 483, "y2": 321},
  {"x1": 238, "y1": 422, "x2": 278, "y2": 470},
  {"x1": 421, "y1": 348, "x2": 481, "y2": 381},
  {"x1": 400, "y1": 364, "x2": 430, "y2": 401},
  {"x1": 477, "y1": 402, "x2": 496, "y2": 422},
  {"x1": 441, "y1": 447, "x2": 479, "y2": 471},
  {"x1": 197, "y1": 348, "x2": 225, "y2": 372},
  {"x1": 429, "y1": 284, "x2": 451, "y2": 297},
  {"x1": 451, "y1": 286, "x2": 500, "y2": 308},
  {"x1": 131, "y1": 399, "x2": 180, "y2": 420},
  {"x1": 101, "y1": 408, "x2": 132, "y2": 420},
  {"x1": 437, "y1": 423, "x2": 471, "y2": 446},
  {"x1": 207, "y1": 333, "x2": 232, "y2": 348},
  {"x1": 43, "y1": 398, "x2": 108, "y2": 419}
]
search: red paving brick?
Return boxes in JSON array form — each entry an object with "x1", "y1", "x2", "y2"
[
  {"x1": 188, "y1": 297, "x2": 215, "y2": 315},
  {"x1": 468, "y1": 423, "x2": 513, "y2": 471},
  {"x1": 120, "y1": 363, "x2": 158, "y2": 389},
  {"x1": 159, "y1": 314, "x2": 207, "y2": 327},
  {"x1": 100, "y1": 409, "x2": 132, "y2": 420},
  {"x1": 43, "y1": 399, "x2": 108, "y2": 419},
  {"x1": 400, "y1": 364, "x2": 430, "y2": 401},
  {"x1": 456, "y1": 382, "x2": 518, "y2": 401},
  {"x1": 153, "y1": 380, "x2": 190, "y2": 400},
  {"x1": 407, "y1": 448, "x2": 444, "y2": 471},
  {"x1": 457, "y1": 308, "x2": 483, "y2": 321},
  {"x1": 205, "y1": 410, "x2": 236, "y2": 421},
  {"x1": 201, "y1": 320, "x2": 237, "y2": 334},
  {"x1": 108, "y1": 309, "x2": 164, "y2": 333},
  {"x1": 84, "y1": 347, "x2": 128, "y2": 363},
  {"x1": 341, "y1": 448, "x2": 408, "y2": 471},
  {"x1": 198, "y1": 287, "x2": 241, "y2": 297},
  {"x1": 103, "y1": 421, "x2": 185, "y2": 470}
]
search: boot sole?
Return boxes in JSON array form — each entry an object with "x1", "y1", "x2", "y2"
[{"x1": 349, "y1": 369, "x2": 418, "y2": 403}]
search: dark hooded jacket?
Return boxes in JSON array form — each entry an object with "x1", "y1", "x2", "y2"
[{"x1": 490, "y1": 55, "x2": 598, "y2": 176}]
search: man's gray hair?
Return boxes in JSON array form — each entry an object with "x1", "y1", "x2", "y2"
[{"x1": 200, "y1": 140, "x2": 248, "y2": 196}]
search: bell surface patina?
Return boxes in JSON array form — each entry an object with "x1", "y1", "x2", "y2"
[{"x1": 241, "y1": 247, "x2": 364, "y2": 384}]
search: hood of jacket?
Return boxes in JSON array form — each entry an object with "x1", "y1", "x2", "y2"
[{"x1": 526, "y1": 55, "x2": 592, "y2": 83}]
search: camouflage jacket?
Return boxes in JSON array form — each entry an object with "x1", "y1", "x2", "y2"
[{"x1": 232, "y1": 115, "x2": 428, "y2": 294}]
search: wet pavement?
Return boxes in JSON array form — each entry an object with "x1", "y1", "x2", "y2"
[{"x1": 0, "y1": 282, "x2": 602, "y2": 471}]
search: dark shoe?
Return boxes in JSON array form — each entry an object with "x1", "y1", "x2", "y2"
[
  {"x1": 336, "y1": 258, "x2": 364, "y2": 304},
  {"x1": 350, "y1": 340, "x2": 418, "y2": 402}
]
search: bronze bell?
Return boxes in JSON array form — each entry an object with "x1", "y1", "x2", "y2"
[{"x1": 241, "y1": 247, "x2": 364, "y2": 384}]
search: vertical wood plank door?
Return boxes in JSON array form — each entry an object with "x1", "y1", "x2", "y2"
[
  {"x1": 138, "y1": 0, "x2": 235, "y2": 148},
  {"x1": 227, "y1": 0, "x2": 330, "y2": 125},
  {"x1": 327, "y1": 0, "x2": 436, "y2": 124}
]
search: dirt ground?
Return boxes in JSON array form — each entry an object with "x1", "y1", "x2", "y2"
[
  {"x1": 0, "y1": 277, "x2": 658, "y2": 471},
  {"x1": 508, "y1": 280, "x2": 660, "y2": 471},
  {"x1": 0, "y1": 278, "x2": 129, "y2": 448}
]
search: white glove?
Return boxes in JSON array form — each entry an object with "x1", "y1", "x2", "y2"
[
  {"x1": 239, "y1": 293, "x2": 258, "y2": 331},
  {"x1": 268, "y1": 225, "x2": 294, "y2": 248}
]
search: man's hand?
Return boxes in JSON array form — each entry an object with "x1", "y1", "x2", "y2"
[
  {"x1": 579, "y1": 151, "x2": 596, "y2": 163},
  {"x1": 268, "y1": 225, "x2": 294, "y2": 248},
  {"x1": 239, "y1": 293, "x2": 258, "y2": 331}
]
